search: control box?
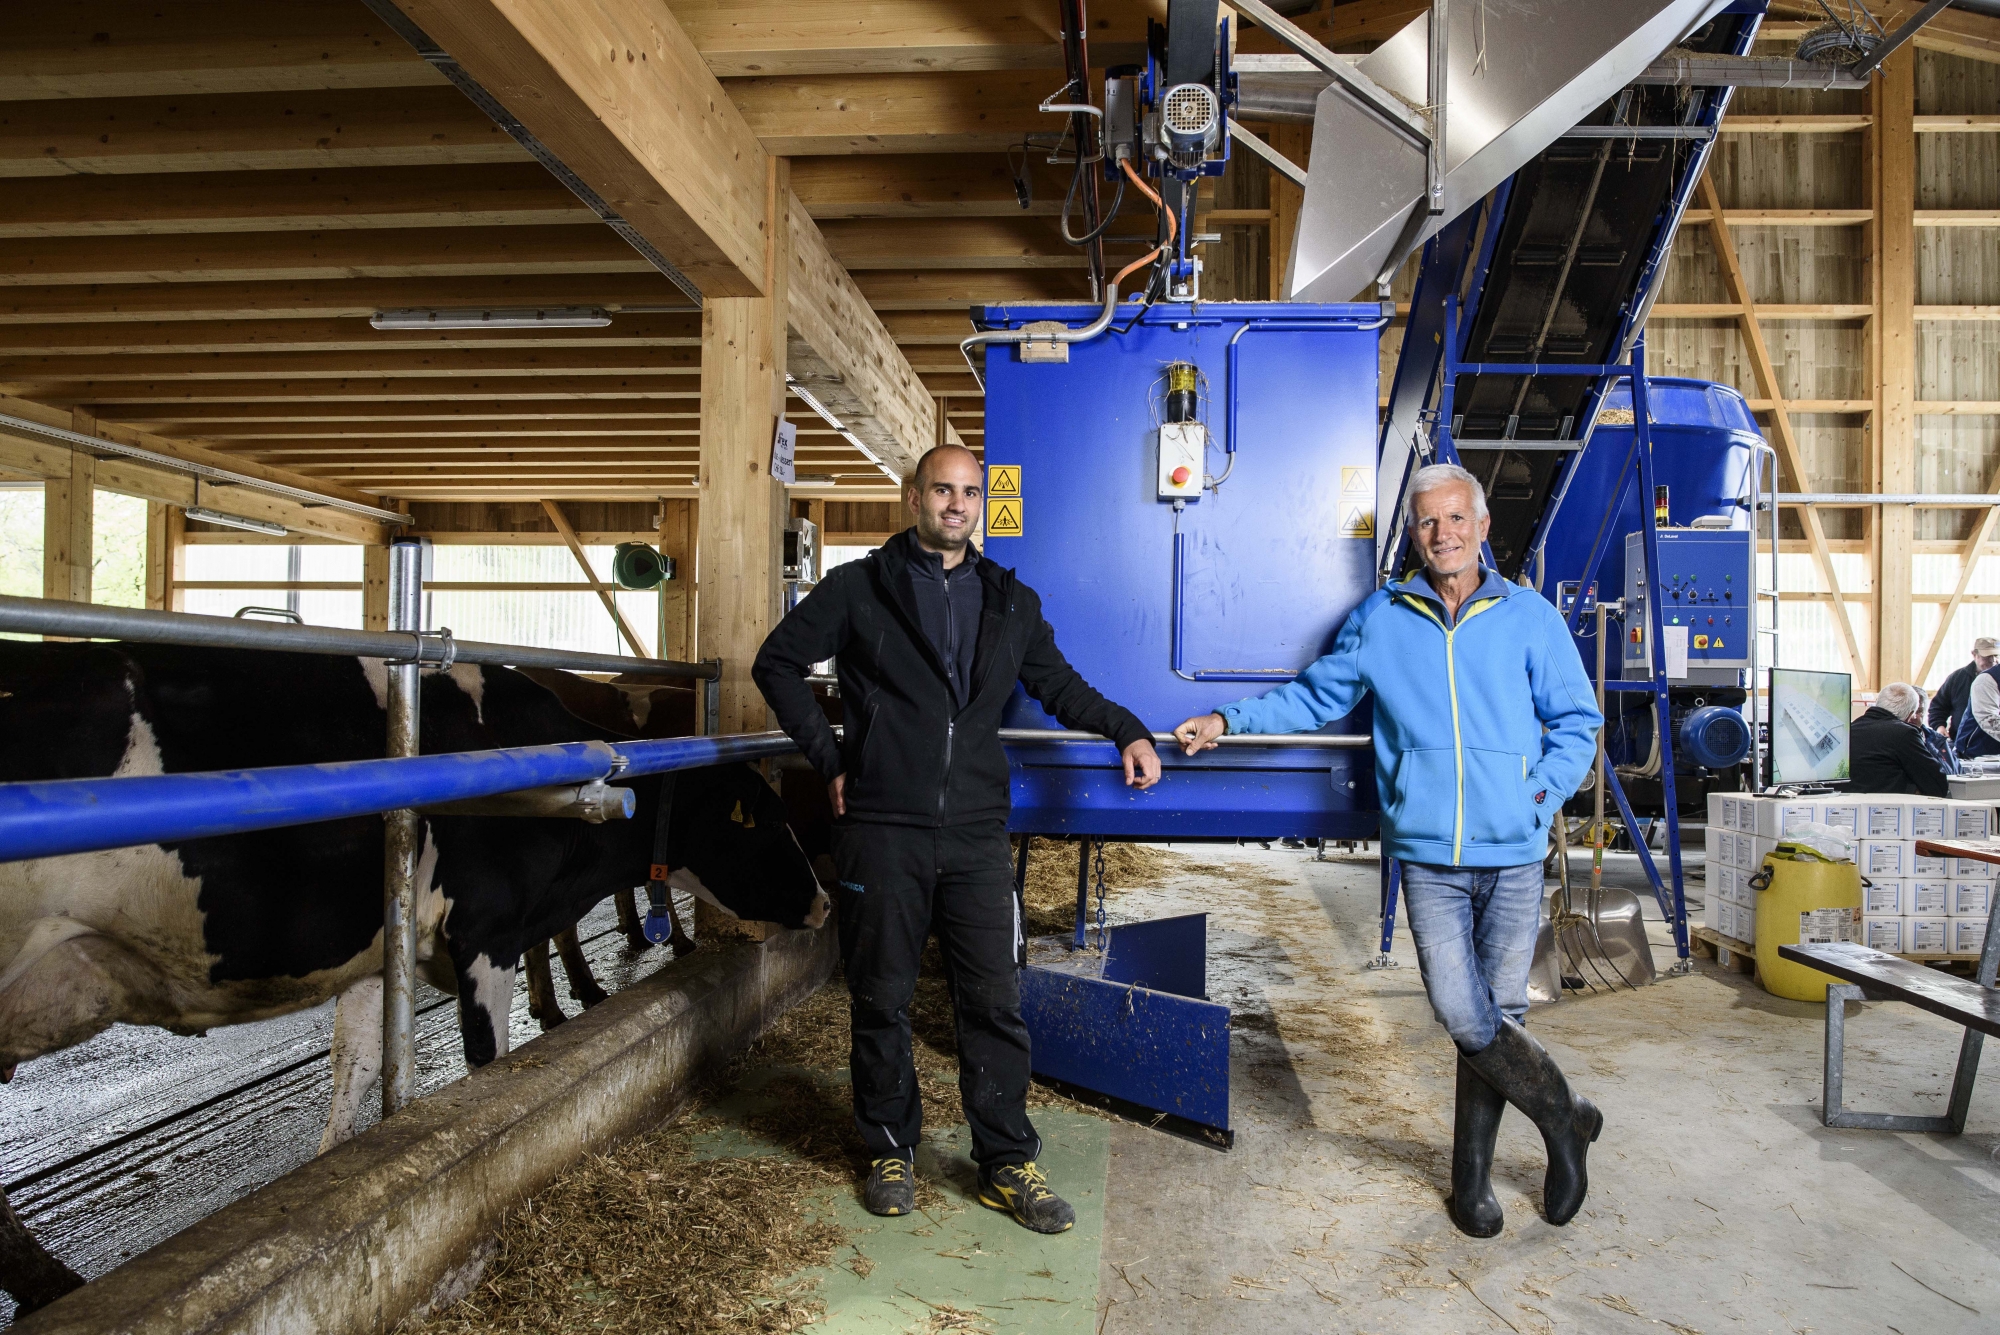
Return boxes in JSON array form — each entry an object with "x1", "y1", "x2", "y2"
[
  {"x1": 1158, "y1": 422, "x2": 1205, "y2": 499},
  {"x1": 1622, "y1": 527, "x2": 1754, "y2": 679}
]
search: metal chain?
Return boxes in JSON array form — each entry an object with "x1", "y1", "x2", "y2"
[{"x1": 1093, "y1": 840, "x2": 1109, "y2": 949}]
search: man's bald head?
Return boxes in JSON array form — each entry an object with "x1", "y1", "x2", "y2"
[
  {"x1": 911, "y1": 443, "x2": 981, "y2": 491},
  {"x1": 904, "y1": 443, "x2": 982, "y2": 563}
]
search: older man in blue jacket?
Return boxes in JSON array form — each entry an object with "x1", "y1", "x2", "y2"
[{"x1": 1174, "y1": 463, "x2": 1603, "y2": 1239}]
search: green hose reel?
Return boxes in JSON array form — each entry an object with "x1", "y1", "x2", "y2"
[{"x1": 611, "y1": 542, "x2": 673, "y2": 589}]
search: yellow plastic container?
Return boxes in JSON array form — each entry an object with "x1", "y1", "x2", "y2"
[{"x1": 1751, "y1": 847, "x2": 1864, "y2": 1002}]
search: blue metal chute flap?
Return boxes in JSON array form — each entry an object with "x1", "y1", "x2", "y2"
[{"x1": 1102, "y1": 913, "x2": 1210, "y2": 999}]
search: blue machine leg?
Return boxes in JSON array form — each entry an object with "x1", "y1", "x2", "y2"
[
  {"x1": 1628, "y1": 349, "x2": 1693, "y2": 963},
  {"x1": 1601, "y1": 763, "x2": 1673, "y2": 920},
  {"x1": 1370, "y1": 856, "x2": 1402, "y2": 969}
]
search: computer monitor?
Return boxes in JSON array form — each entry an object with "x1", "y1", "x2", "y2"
[{"x1": 1769, "y1": 667, "x2": 1852, "y2": 785}]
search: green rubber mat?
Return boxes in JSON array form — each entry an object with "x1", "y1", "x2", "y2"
[{"x1": 691, "y1": 1068, "x2": 1109, "y2": 1332}]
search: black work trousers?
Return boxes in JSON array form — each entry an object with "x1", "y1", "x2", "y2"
[{"x1": 831, "y1": 817, "x2": 1037, "y2": 1168}]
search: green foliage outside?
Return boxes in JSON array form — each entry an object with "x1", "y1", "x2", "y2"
[{"x1": 0, "y1": 487, "x2": 148, "y2": 607}]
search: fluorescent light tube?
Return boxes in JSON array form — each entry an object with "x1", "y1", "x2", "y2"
[
  {"x1": 370, "y1": 307, "x2": 612, "y2": 330},
  {"x1": 183, "y1": 507, "x2": 289, "y2": 537}
]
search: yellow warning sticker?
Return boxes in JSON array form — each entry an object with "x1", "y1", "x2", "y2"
[
  {"x1": 1339, "y1": 506, "x2": 1375, "y2": 539},
  {"x1": 987, "y1": 464, "x2": 1021, "y2": 497},
  {"x1": 986, "y1": 498, "x2": 1024, "y2": 537},
  {"x1": 1341, "y1": 466, "x2": 1373, "y2": 496}
]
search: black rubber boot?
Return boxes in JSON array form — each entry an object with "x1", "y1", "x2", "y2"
[
  {"x1": 1446, "y1": 1053, "x2": 1506, "y2": 1237},
  {"x1": 1462, "y1": 1017, "x2": 1602, "y2": 1226}
]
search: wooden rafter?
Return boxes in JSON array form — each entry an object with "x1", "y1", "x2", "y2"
[
  {"x1": 1695, "y1": 171, "x2": 1869, "y2": 683},
  {"x1": 540, "y1": 499, "x2": 649, "y2": 658}
]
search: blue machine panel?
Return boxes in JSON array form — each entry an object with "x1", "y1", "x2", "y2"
[
  {"x1": 1621, "y1": 528, "x2": 1756, "y2": 676},
  {"x1": 1020, "y1": 915, "x2": 1231, "y2": 1141},
  {"x1": 977, "y1": 301, "x2": 1385, "y2": 837}
]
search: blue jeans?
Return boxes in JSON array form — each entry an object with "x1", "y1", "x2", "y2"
[{"x1": 1400, "y1": 861, "x2": 1545, "y2": 1052}]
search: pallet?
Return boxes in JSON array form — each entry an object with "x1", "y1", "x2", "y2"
[
  {"x1": 1690, "y1": 925, "x2": 1982, "y2": 979},
  {"x1": 1690, "y1": 925, "x2": 1758, "y2": 977}
]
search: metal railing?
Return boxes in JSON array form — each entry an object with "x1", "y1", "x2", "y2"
[{"x1": 0, "y1": 537, "x2": 725, "y2": 1118}]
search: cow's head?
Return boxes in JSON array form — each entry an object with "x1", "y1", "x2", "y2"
[{"x1": 662, "y1": 764, "x2": 830, "y2": 931}]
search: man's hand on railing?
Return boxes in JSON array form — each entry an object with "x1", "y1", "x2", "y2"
[
  {"x1": 1122, "y1": 739, "x2": 1162, "y2": 790},
  {"x1": 1173, "y1": 713, "x2": 1228, "y2": 756}
]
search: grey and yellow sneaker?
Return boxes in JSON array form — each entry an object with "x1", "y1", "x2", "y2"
[
  {"x1": 977, "y1": 1161, "x2": 1075, "y2": 1234},
  {"x1": 863, "y1": 1155, "x2": 915, "y2": 1216}
]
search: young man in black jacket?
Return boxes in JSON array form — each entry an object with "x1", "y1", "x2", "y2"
[
  {"x1": 1928, "y1": 637, "x2": 1997, "y2": 738},
  {"x1": 752, "y1": 443, "x2": 1160, "y2": 1234}
]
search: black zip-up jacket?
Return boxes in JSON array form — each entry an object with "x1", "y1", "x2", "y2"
[
  {"x1": 752, "y1": 529, "x2": 1151, "y2": 827},
  {"x1": 1930, "y1": 659, "x2": 1979, "y2": 735},
  {"x1": 1852, "y1": 706, "x2": 1951, "y2": 796}
]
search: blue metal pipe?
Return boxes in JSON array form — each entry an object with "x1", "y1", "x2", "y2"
[
  {"x1": 0, "y1": 731, "x2": 805, "y2": 865},
  {"x1": 0, "y1": 742, "x2": 619, "y2": 864},
  {"x1": 612, "y1": 731, "x2": 802, "y2": 775}
]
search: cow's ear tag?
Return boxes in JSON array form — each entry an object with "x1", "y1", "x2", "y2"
[{"x1": 730, "y1": 800, "x2": 745, "y2": 824}]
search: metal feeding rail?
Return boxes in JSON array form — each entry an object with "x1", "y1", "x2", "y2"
[{"x1": 0, "y1": 537, "x2": 722, "y2": 1118}]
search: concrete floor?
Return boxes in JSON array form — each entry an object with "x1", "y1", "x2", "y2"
[{"x1": 1093, "y1": 844, "x2": 2000, "y2": 1335}]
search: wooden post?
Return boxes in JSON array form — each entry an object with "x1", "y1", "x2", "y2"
[
  {"x1": 657, "y1": 498, "x2": 698, "y2": 662},
  {"x1": 697, "y1": 156, "x2": 790, "y2": 737},
  {"x1": 1267, "y1": 123, "x2": 1311, "y2": 299},
  {"x1": 362, "y1": 544, "x2": 391, "y2": 631},
  {"x1": 43, "y1": 438, "x2": 95, "y2": 608},
  {"x1": 143, "y1": 501, "x2": 180, "y2": 611},
  {"x1": 1875, "y1": 46, "x2": 1917, "y2": 689}
]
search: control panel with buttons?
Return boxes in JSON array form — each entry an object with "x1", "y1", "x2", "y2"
[{"x1": 1621, "y1": 527, "x2": 1754, "y2": 674}]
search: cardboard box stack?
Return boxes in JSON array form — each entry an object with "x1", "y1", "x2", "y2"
[{"x1": 1703, "y1": 793, "x2": 1997, "y2": 956}]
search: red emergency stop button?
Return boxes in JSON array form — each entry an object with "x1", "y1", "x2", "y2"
[{"x1": 1171, "y1": 466, "x2": 1192, "y2": 485}]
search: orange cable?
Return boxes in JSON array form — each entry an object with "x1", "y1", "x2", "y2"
[{"x1": 1112, "y1": 158, "x2": 1177, "y2": 289}]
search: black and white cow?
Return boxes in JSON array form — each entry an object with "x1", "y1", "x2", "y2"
[{"x1": 0, "y1": 641, "x2": 827, "y2": 1314}]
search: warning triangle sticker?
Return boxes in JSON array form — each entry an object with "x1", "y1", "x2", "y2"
[
  {"x1": 1339, "y1": 506, "x2": 1374, "y2": 539},
  {"x1": 986, "y1": 498, "x2": 1023, "y2": 536},
  {"x1": 1341, "y1": 466, "x2": 1372, "y2": 496}
]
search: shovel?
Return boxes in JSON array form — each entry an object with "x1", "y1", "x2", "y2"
[{"x1": 1531, "y1": 601, "x2": 1656, "y2": 994}]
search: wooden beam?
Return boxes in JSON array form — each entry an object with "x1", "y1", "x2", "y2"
[
  {"x1": 785, "y1": 191, "x2": 933, "y2": 481},
  {"x1": 1875, "y1": 47, "x2": 1916, "y2": 690},
  {"x1": 0, "y1": 391, "x2": 382, "y2": 508},
  {"x1": 96, "y1": 399, "x2": 702, "y2": 424},
  {"x1": 0, "y1": 225, "x2": 643, "y2": 287},
  {"x1": 0, "y1": 314, "x2": 704, "y2": 356},
  {"x1": 1678, "y1": 209, "x2": 1874, "y2": 225},
  {"x1": 1696, "y1": 171, "x2": 1868, "y2": 684},
  {"x1": 0, "y1": 88, "x2": 525, "y2": 178},
  {"x1": 1719, "y1": 114, "x2": 1873, "y2": 133},
  {"x1": 698, "y1": 157, "x2": 790, "y2": 733},
  {"x1": 819, "y1": 217, "x2": 1087, "y2": 269},
  {"x1": 849, "y1": 269, "x2": 1092, "y2": 309},
  {"x1": 390, "y1": 0, "x2": 771, "y2": 298},
  {"x1": 0, "y1": 165, "x2": 592, "y2": 239},
  {"x1": 1766, "y1": 1, "x2": 2000, "y2": 65},
  {"x1": 21, "y1": 377, "x2": 703, "y2": 404},
  {"x1": 1649, "y1": 303, "x2": 1875, "y2": 319},
  {"x1": 0, "y1": 346, "x2": 702, "y2": 383},
  {"x1": 144, "y1": 501, "x2": 173, "y2": 610},
  {"x1": 668, "y1": 0, "x2": 1155, "y2": 77},
  {"x1": 729, "y1": 71, "x2": 1047, "y2": 155},
  {"x1": 0, "y1": 0, "x2": 446, "y2": 101},
  {"x1": 0, "y1": 274, "x2": 703, "y2": 323},
  {"x1": 791, "y1": 154, "x2": 1067, "y2": 218},
  {"x1": 541, "y1": 498, "x2": 649, "y2": 657}
]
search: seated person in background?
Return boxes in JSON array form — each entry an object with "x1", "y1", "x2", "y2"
[{"x1": 1855, "y1": 682, "x2": 1950, "y2": 796}]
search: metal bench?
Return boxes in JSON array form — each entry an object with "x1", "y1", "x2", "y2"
[{"x1": 1779, "y1": 931, "x2": 2000, "y2": 1135}]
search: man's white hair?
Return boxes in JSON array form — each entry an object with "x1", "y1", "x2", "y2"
[
  {"x1": 1405, "y1": 463, "x2": 1489, "y2": 525},
  {"x1": 1877, "y1": 681, "x2": 1923, "y2": 721}
]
